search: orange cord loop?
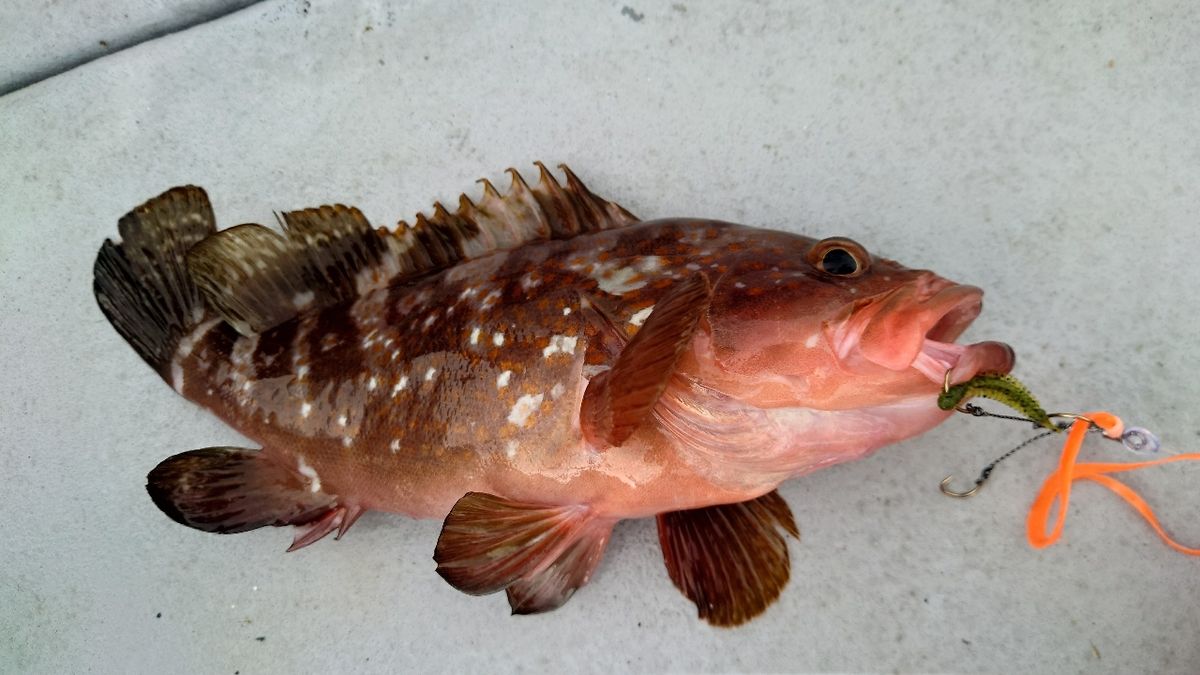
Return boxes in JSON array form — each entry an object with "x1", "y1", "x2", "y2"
[{"x1": 1026, "y1": 411, "x2": 1200, "y2": 555}]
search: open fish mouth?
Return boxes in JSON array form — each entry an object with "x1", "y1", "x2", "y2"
[
  {"x1": 910, "y1": 288, "x2": 1014, "y2": 385},
  {"x1": 827, "y1": 279, "x2": 1015, "y2": 386}
]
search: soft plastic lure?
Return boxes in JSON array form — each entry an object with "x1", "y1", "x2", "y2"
[
  {"x1": 937, "y1": 372, "x2": 1056, "y2": 431},
  {"x1": 940, "y1": 371, "x2": 1200, "y2": 556}
]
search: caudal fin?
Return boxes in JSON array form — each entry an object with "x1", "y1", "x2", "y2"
[
  {"x1": 93, "y1": 186, "x2": 214, "y2": 379},
  {"x1": 146, "y1": 447, "x2": 363, "y2": 550}
]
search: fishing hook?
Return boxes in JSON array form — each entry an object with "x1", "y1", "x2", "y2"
[{"x1": 939, "y1": 475, "x2": 981, "y2": 498}]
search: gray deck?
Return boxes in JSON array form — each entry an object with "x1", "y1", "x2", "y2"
[{"x1": 2, "y1": 1, "x2": 1198, "y2": 672}]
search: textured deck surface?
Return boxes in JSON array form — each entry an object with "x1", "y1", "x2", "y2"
[{"x1": 2, "y1": 1, "x2": 1198, "y2": 672}]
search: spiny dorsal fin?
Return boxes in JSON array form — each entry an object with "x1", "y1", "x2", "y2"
[{"x1": 186, "y1": 164, "x2": 637, "y2": 335}]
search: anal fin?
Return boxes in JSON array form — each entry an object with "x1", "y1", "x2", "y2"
[
  {"x1": 657, "y1": 490, "x2": 799, "y2": 627},
  {"x1": 146, "y1": 447, "x2": 363, "y2": 551},
  {"x1": 434, "y1": 493, "x2": 615, "y2": 614}
]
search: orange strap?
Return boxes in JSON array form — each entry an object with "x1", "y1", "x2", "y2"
[{"x1": 1027, "y1": 411, "x2": 1200, "y2": 554}]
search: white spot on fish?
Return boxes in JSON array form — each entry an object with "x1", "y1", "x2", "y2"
[
  {"x1": 367, "y1": 376, "x2": 378, "y2": 391},
  {"x1": 459, "y1": 286, "x2": 478, "y2": 300},
  {"x1": 338, "y1": 414, "x2": 348, "y2": 426},
  {"x1": 481, "y1": 289, "x2": 502, "y2": 308},
  {"x1": 423, "y1": 313, "x2": 438, "y2": 329},
  {"x1": 685, "y1": 263, "x2": 701, "y2": 271},
  {"x1": 175, "y1": 317, "x2": 220, "y2": 359},
  {"x1": 297, "y1": 456, "x2": 320, "y2": 493},
  {"x1": 470, "y1": 327, "x2": 481, "y2": 345},
  {"x1": 562, "y1": 306, "x2": 572, "y2": 316},
  {"x1": 242, "y1": 381, "x2": 252, "y2": 392},
  {"x1": 638, "y1": 256, "x2": 664, "y2": 272},
  {"x1": 297, "y1": 364, "x2": 309, "y2": 379},
  {"x1": 425, "y1": 367, "x2": 437, "y2": 381},
  {"x1": 496, "y1": 370, "x2": 512, "y2": 389},
  {"x1": 393, "y1": 375, "x2": 409, "y2": 394},
  {"x1": 520, "y1": 272, "x2": 541, "y2": 290},
  {"x1": 629, "y1": 306, "x2": 654, "y2": 327},
  {"x1": 596, "y1": 266, "x2": 646, "y2": 295},
  {"x1": 550, "y1": 382, "x2": 566, "y2": 399},
  {"x1": 293, "y1": 290, "x2": 315, "y2": 309},
  {"x1": 508, "y1": 393, "x2": 544, "y2": 427},
  {"x1": 493, "y1": 332, "x2": 505, "y2": 347},
  {"x1": 542, "y1": 335, "x2": 578, "y2": 359},
  {"x1": 804, "y1": 334, "x2": 820, "y2": 349},
  {"x1": 171, "y1": 362, "x2": 185, "y2": 393},
  {"x1": 342, "y1": 436, "x2": 353, "y2": 447},
  {"x1": 301, "y1": 401, "x2": 312, "y2": 417},
  {"x1": 505, "y1": 440, "x2": 519, "y2": 459},
  {"x1": 390, "y1": 439, "x2": 401, "y2": 453}
]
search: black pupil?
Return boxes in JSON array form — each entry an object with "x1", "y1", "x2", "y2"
[{"x1": 821, "y1": 248, "x2": 858, "y2": 275}]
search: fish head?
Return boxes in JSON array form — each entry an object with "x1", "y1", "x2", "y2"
[{"x1": 697, "y1": 234, "x2": 1014, "y2": 411}]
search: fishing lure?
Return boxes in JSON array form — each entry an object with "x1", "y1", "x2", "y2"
[
  {"x1": 937, "y1": 371, "x2": 1056, "y2": 431},
  {"x1": 937, "y1": 370, "x2": 1200, "y2": 555}
]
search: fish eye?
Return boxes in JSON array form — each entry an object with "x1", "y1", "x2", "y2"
[
  {"x1": 807, "y1": 237, "x2": 870, "y2": 277},
  {"x1": 821, "y1": 248, "x2": 858, "y2": 275}
]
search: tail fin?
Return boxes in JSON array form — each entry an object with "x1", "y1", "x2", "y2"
[{"x1": 93, "y1": 186, "x2": 215, "y2": 379}]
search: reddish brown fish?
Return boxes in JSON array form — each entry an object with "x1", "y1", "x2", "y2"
[{"x1": 94, "y1": 164, "x2": 1013, "y2": 625}]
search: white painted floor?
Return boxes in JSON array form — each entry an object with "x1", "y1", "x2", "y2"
[{"x1": 2, "y1": 1, "x2": 1199, "y2": 672}]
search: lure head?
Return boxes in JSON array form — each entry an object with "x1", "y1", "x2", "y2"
[{"x1": 691, "y1": 232, "x2": 1015, "y2": 411}]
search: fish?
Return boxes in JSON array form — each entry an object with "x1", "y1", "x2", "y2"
[{"x1": 93, "y1": 163, "x2": 1015, "y2": 626}]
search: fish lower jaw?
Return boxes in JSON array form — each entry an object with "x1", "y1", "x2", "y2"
[{"x1": 912, "y1": 338, "x2": 1015, "y2": 384}]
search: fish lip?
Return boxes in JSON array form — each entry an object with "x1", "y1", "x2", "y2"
[
  {"x1": 912, "y1": 286, "x2": 1015, "y2": 384},
  {"x1": 825, "y1": 281, "x2": 1014, "y2": 383},
  {"x1": 922, "y1": 285, "x2": 984, "y2": 344}
]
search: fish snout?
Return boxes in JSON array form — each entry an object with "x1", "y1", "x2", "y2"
[{"x1": 910, "y1": 271, "x2": 956, "y2": 303}]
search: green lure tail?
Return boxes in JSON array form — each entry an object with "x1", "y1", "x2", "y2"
[{"x1": 938, "y1": 372, "x2": 1058, "y2": 431}]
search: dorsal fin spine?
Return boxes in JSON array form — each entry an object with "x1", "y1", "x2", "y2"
[{"x1": 184, "y1": 165, "x2": 638, "y2": 336}]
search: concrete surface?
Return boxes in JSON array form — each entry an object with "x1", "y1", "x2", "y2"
[
  {"x1": 2, "y1": 1, "x2": 1199, "y2": 673},
  {"x1": 0, "y1": 0, "x2": 259, "y2": 94}
]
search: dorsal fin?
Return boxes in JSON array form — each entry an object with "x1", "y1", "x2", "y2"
[
  {"x1": 186, "y1": 164, "x2": 638, "y2": 335},
  {"x1": 187, "y1": 224, "x2": 310, "y2": 335}
]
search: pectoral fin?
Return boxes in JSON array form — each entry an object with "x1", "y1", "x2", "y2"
[
  {"x1": 581, "y1": 273, "x2": 712, "y2": 447},
  {"x1": 434, "y1": 492, "x2": 615, "y2": 614},
  {"x1": 656, "y1": 490, "x2": 799, "y2": 626}
]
